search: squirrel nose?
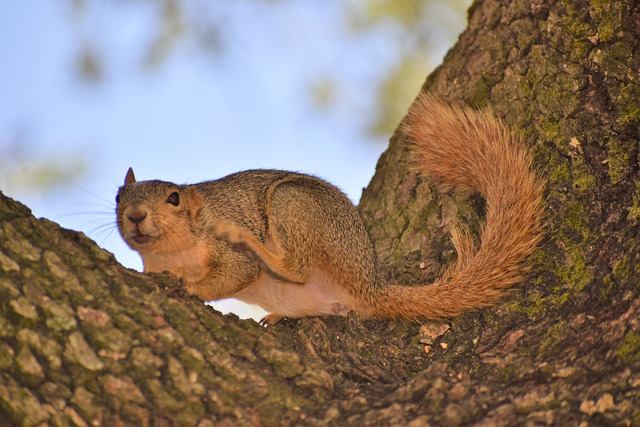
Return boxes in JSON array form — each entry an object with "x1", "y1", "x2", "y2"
[{"x1": 126, "y1": 211, "x2": 147, "y2": 225}]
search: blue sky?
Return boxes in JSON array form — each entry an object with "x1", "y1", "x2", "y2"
[{"x1": 0, "y1": 1, "x2": 468, "y2": 318}]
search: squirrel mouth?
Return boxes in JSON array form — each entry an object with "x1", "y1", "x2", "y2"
[{"x1": 130, "y1": 232, "x2": 156, "y2": 246}]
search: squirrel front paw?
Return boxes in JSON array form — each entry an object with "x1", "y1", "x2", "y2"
[{"x1": 182, "y1": 280, "x2": 198, "y2": 296}]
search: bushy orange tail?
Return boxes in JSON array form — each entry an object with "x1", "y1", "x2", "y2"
[{"x1": 368, "y1": 95, "x2": 544, "y2": 321}]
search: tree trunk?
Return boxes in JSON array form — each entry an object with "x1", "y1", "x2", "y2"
[{"x1": 2, "y1": 0, "x2": 639, "y2": 425}]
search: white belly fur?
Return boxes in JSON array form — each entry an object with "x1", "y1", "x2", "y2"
[{"x1": 231, "y1": 269, "x2": 355, "y2": 318}]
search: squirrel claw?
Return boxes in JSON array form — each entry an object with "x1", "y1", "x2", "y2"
[{"x1": 260, "y1": 314, "x2": 282, "y2": 326}]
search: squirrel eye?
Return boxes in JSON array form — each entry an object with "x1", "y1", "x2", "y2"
[
  {"x1": 115, "y1": 194, "x2": 120, "y2": 204},
  {"x1": 167, "y1": 191, "x2": 180, "y2": 206}
]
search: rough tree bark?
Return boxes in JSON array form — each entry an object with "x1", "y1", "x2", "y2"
[{"x1": 1, "y1": 0, "x2": 639, "y2": 425}]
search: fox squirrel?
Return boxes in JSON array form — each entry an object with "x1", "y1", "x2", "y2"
[{"x1": 116, "y1": 95, "x2": 544, "y2": 324}]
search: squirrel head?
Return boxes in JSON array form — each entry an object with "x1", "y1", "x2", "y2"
[{"x1": 115, "y1": 167, "x2": 203, "y2": 256}]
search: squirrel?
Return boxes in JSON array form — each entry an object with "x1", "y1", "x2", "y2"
[{"x1": 116, "y1": 95, "x2": 544, "y2": 324}]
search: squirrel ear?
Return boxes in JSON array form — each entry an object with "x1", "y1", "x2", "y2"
[
  {"x1": 185, "y1": 187, "x2": 203, "y2": 219},
  {"x1": 125, "y1": 168, "x2": 136, "y2": 185}
]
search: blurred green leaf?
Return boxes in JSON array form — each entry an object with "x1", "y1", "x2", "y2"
[{"x1": 371, "y1": 55, "x2": 432, "y2": 136}]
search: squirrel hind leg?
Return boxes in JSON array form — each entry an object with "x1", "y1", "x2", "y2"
[{"x1": 212, "y1": 222, "x2": 307, "y2": 285}]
